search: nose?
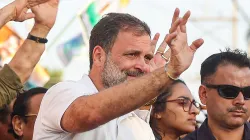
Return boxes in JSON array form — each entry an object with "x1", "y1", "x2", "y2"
[
  {"x1": 232, "y1": 92, "x2": 245, "y2": 106},
  {"x1": 189, "y1": 104, "x2": 200, "y2": 115},
  {"x1": 134, "y1": 57, "x2": 150, "y2": 73}
]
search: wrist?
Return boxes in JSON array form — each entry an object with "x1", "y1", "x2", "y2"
[
  {"x1": 30, "y1": 24, "x2": 51, "y2": 38},
  {"x1": 164, "y1": 64, "x2": 180, "y2": 80},
  {"x1": 0, "y1": 3, "x2": 16, "y2": 23}
]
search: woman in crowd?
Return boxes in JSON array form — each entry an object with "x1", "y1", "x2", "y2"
[{"x1": 150, "y1": 79, "x2": 201, "y2": 140}]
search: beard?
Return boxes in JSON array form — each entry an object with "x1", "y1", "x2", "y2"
[{"x1": 101, "y1": 54, "x2": 144, "y2": 88}]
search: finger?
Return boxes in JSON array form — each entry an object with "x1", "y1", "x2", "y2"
[
  {"x1": 28, "y1": 0, "x2": 49, "y2": 7},
  {"x1": 22, "y1": 13, "x2": 35, "y2": 21},
  {"x1": 166, "y1": 32, "x2": 178, "y2": 46},
  {"x1": 163, "y1": 48, "x2": 171, "y2": 60},
  {"x1": 181, "y1": 10, "x2": 191, "y2": 26},
  {"x1": 180, "y1": 11, "x2": 191, "y2": 33},
  {"x1": 171, "y1": 8, "x2": 180, "y2": 26},
  {"x1": 189, "y1": 38, "x2": 204, "y2": 52},
  {"x1": 169, "y1": 18, "x2": 181, "y2": 33},
  {"x1": 157, "y1": 34, "x2": 169, "y2": 53},
  {"x1": 171, "y1": 8, "x2": 181, "y2": 33},
  {"x1": 151, "y1": 33, "x2": 160, "y2": 51}
]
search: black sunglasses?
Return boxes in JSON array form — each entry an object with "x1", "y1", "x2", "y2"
[{"x1": 205, "y1": 84, "x2": 250, "y2": 100}]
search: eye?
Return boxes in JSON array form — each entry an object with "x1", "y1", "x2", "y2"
[
  {"x1": 145, "y1": 56, "x2": 152, "y2": 61},
  {"x1": 125, "y1": 52, "x2": 138, "y2": 58},
  {"x1": 129, "y1": 53, "x2": 136, "y2": 57},
  {"x1": 179, "y1": 99, "x2": 189, "y2": 106}
]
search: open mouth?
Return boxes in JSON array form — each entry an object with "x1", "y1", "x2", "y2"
[{"x1": 127, "y1": 75, "x2": 137, "y2": 79}]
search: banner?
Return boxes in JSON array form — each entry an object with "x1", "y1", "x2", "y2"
[{"x1": 57, "y1": 33, "x2": 85, "y2": 66}]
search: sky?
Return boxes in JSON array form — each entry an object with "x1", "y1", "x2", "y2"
[{"x1": 1, "y1": 0, "x2": 250, "y2": 121}]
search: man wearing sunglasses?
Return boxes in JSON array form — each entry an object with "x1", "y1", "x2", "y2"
[
  {"x1": 182, "y1": 49, "x2": 250, "y2": 140},
  {"x1": 9, "y1": 87, "x2": 47, "y2": 140}
]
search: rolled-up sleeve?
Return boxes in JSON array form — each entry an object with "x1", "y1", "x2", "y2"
[{"x1": 0, "y1": 64, "x2": 23, "y2": 108}]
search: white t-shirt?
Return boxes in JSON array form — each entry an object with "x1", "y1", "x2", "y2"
[{"x1": 33, "y1": 75, "x2": 155, "y2": 140}]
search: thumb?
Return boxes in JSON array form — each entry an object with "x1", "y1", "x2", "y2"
[
  {"x1": 22, "y1": 13, "x2": 35, "y2": 21},
  {"x1": 189, "y1": 38, "x2": 204, "y2": 52}
]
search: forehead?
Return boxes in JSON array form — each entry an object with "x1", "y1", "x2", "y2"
[
  {"x1": 111, "y1": 31, "x2": 153, "y2": 54},
  {"x1": 168, "y1": 83, "x2": 193, "y2": 99},
  {"x1": 211, "y1": 64, "x2": 250, "y2": 87},
  {"x1": 28, "y1": 94, "x2": 44, "y2": 113}
]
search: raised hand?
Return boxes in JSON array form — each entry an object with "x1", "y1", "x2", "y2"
[
  {"x1": 149, "y1": 9, "x2": 183, "y2": 72},
  {"x1": 167, "y1": 8, "x2": 204, "y2": 78},
  {"x1": 149, "y1": 33, "x2": 176, "y2": 72},
  {"x1": 31, "y1": 0, "x2": 59, "y2": 30},
  {"x1": 11, "y1": 0, "x2": 49, "y2": 22}
]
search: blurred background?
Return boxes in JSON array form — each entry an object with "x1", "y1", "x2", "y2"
[{"x1": 1, "y1": 0, "x2": 250, "y2": 121}]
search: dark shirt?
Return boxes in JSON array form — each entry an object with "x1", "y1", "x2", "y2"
[{"x1": 182, "y1": 119, "x2": 250, "y2": 140}]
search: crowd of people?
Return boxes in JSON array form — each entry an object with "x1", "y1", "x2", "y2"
[{"x1": 0, "y1": 0, "x2": 249, "y2": 140}]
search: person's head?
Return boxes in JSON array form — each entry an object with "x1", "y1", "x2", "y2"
[
  {"x1": 199, "y1": 48, "x2": 250, "y2": 129},
  {"x1": 0, "y1": 96, "x2": 17, "y2": 140},
  {"x1": 9, "y1": 87, "x2": 47, "y2": 140},
  {"x1": 89, "y1": 13, "x2": 153, "y2": 89},
  {"x1": 0, "y1": 104, "x2": 15, "y2": 140},
  {"x1": 150, "y1": 80, "x2": 201, "y2": 139}
]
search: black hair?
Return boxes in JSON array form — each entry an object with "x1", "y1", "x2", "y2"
[
  {"x1": 150, "y1": 79, "x2": 186, "y2": 140},
  {"x1": 8, "y1": 87, "x2": 47, "y2": 139},
  {"x1": 201, "y1": 48, "x2": 250, "y2": 84},
  {"x1": 0, "y1": 104, "x2": 10, "y2": 124}
]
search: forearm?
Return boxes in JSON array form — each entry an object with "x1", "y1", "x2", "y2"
[
  {"x1": 63, "y1": 67, "x2": 173, "y2": 132},
  {"x1": 8, "y1": 24, "x2": 50, "y2": 83},
  {"x1": 0, "y1": 2, "x2": 16, "y2": 29}
]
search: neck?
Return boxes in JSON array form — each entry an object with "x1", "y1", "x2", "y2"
[
  {"x1": 89, "y1": 69, "x2": 104, "y2": 91},
  {"x1": 208, "y1": 118, "x2": 245, "y2": 140},
  {"x1": 156, "y1": 121, "x2": 181, "y2": 140}
]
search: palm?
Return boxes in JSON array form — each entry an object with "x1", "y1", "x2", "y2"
[
  {"x1": 149, "y1": 33, "x2": 171, "y2": 72},
  {"x1": 149, "y1": 53, "x2": 166, "y2": 72},
  {"x1": 166, "y1": 9, "x2": 204, "y2": 77},
  {"x1": 169, "y1": 32, "x2": 189, "y2": 72}
]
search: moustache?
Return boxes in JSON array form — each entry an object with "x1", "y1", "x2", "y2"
[
  {"x1": 124, "y1": 70, "x2": 145, "y2": 77},
  {"x1": 227, "y1": 106, "x2": 248, "y2": 113}
]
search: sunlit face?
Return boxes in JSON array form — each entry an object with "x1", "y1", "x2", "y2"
[
  {"x1": 158, "y1": 83, "x2": 200, "y2": 134},
  {"x1": 101, "y1": 31, "x2": 153, "y2": 88},
  {"x1": 203, "y1": 64, "x2": 250, "y2": 129}
]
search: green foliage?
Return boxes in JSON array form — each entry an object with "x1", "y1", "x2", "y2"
[{"x1": 44, "y1": 69, "x2": 63, "y2": 88}]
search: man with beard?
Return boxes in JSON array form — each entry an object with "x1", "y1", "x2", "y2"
[
  {"x1": 33, "y1": 10, "x2": 204, "y2": 139},
  {"x1": 182, "y1": 49, "x2": 250, "y2": 140}
]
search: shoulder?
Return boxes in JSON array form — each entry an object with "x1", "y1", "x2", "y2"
[
  {"x1": 246, "y1": 122, "x2": 250, "y2": 130},
  {"x1": 0, "y1": 64, "x2": 22, "y2": 88},
  {"x1": 42, "y1": 77, "x2": 97, "y2": 104},
  {"x1": 46, "y1": 79, "x2": 90, "y2": 95}
]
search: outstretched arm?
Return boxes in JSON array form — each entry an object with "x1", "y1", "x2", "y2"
[
  {"x1": 8, "y1": 0, "x2": 59, "y2": 83},
  {"x1": 61, "y1": 9, "x2": 204, "y2": 133}
]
